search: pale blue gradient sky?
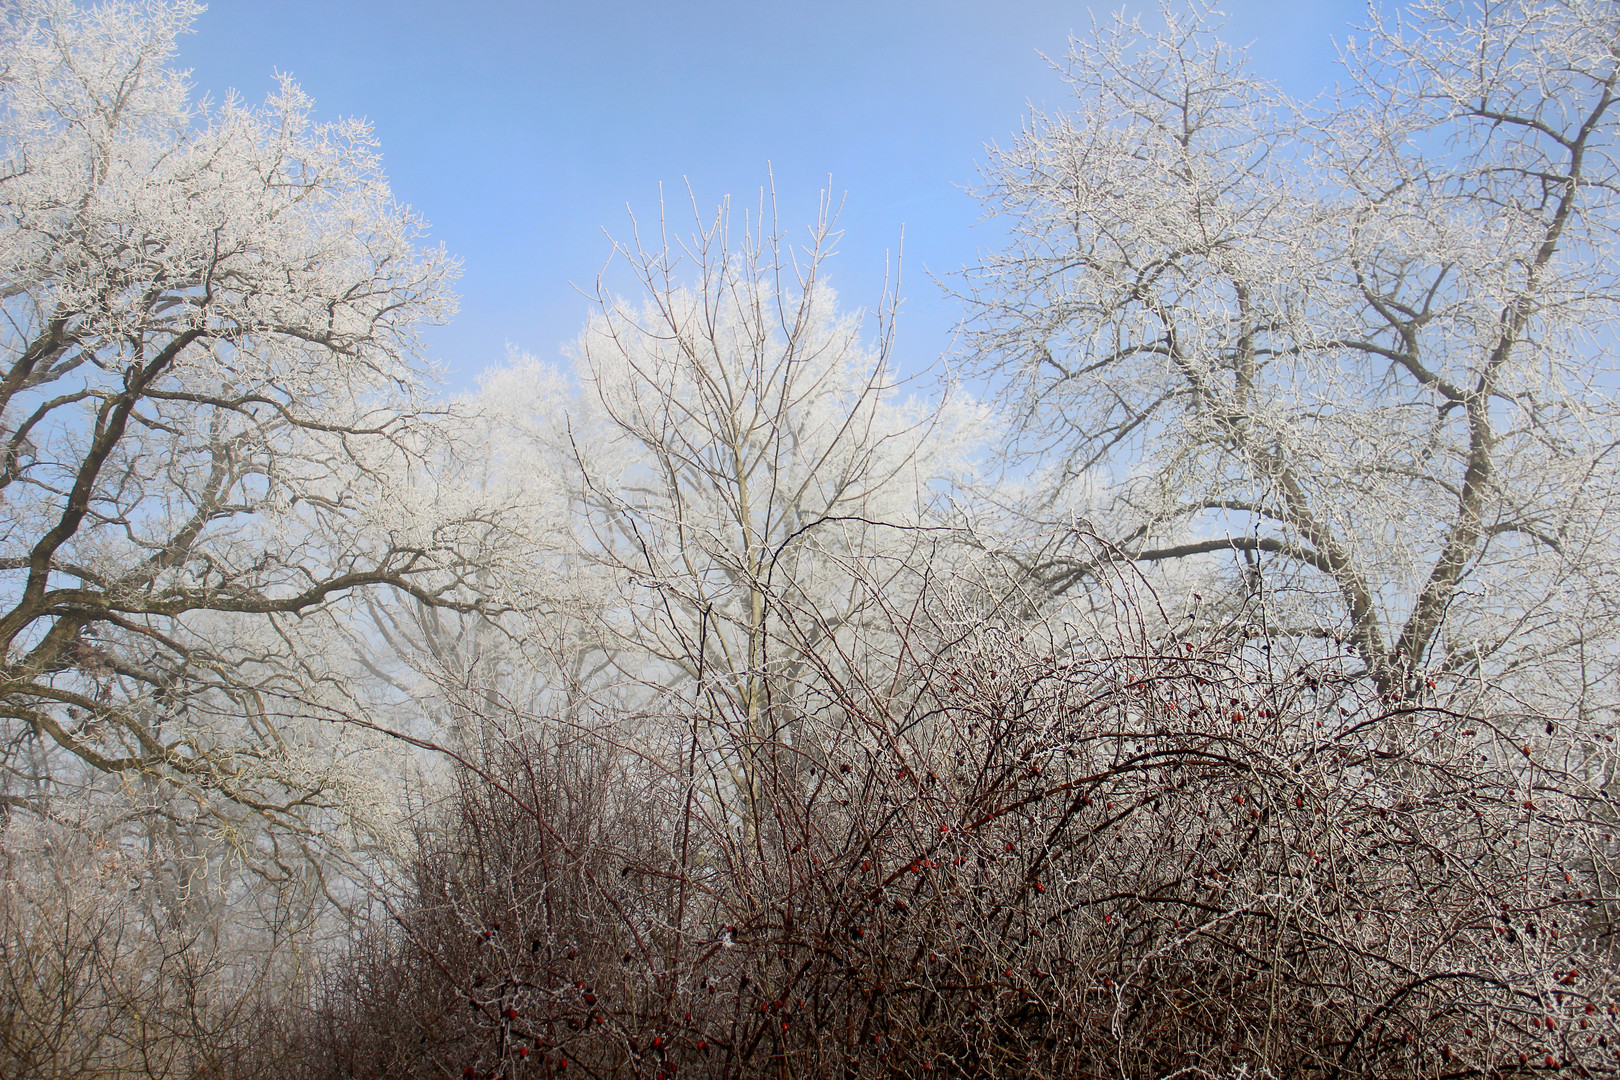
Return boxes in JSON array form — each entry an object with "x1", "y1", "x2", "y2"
[{"x1": 177, "y1": 1, "x2": 1365, "y2": 386}]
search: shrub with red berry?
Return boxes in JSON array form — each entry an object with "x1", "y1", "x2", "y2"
[{"x1": 294, "y1": 607, "x2": 1620, "y2": 1080}]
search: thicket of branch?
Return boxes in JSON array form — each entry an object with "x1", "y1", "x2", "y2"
[
  {"x1": 0, "y1": 814, "x2": 316, "y2": 1079},
  {"x1": 297, "y1": 614, "x2": 1620, "y2": 1079}
]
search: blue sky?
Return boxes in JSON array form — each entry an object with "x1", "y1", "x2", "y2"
[{"x1": 178, "y1": 1, "x2": 1365, "y2": 388}]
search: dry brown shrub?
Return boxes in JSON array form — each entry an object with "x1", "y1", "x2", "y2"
[
  {"x1": 301, "y1": 619, "x2": 1620, "y2": 1079},
  {"x1": 0, "y1": 811, "x2": 314, "y2": 1080}
]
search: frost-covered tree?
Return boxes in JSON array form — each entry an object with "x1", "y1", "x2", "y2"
[
  {"x1": 0, "y1": 0, "x2": 517, "y2": 853},
  {"x1": 457, "y1": 191, "x2": 981, "y2": 820},
  {"x1": 962, "y1": 0, "x2": 1620, "y2": 712},
  {"x1": 351, "y1": 195, "x2": 985, "y2": 837}
]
